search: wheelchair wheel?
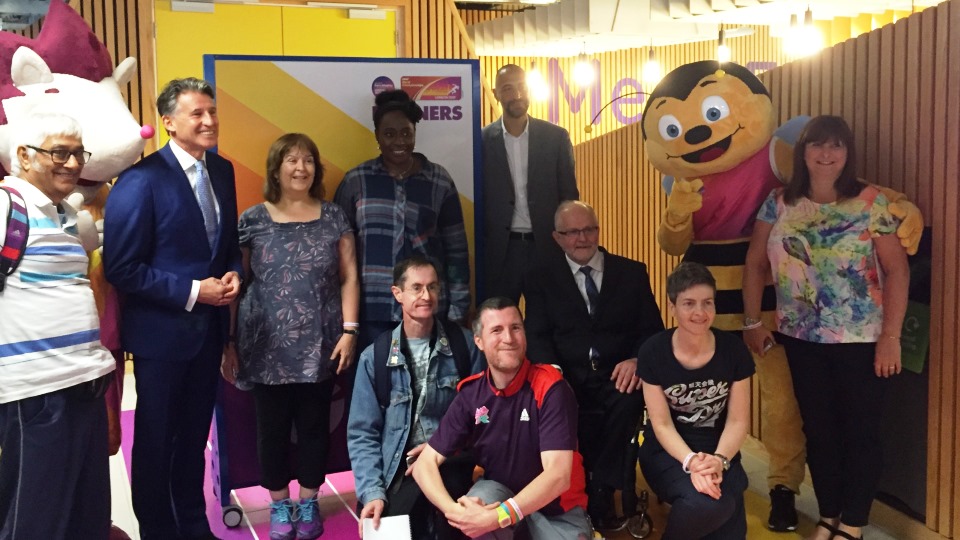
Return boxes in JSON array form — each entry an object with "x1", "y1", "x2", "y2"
[{"x1": 626, "y1": 512, "x2": 653, "y2": 539}]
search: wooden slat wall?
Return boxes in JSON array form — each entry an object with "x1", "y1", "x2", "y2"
[{"x1": 760, "y1": 6, "x2": 959, "y2": 535}]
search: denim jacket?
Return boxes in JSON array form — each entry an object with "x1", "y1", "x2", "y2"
[{"x1": 347, "y1": 318, "x2": 484, "y2": 506}]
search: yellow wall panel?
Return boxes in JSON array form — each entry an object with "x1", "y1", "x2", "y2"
[
  {"x1": 281, "y1": 7, "x2": 396, "y2": 57},
  {"x1": 154, "y1": 3, "x2": 283, "y2": 85},
  {"x1": 153, "y1": 2, "x2": 397, "y2": 145}
]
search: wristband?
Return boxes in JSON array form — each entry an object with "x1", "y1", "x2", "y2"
[
  {"x1": 682, "y1": 452, "x2": 697, "y2": 473},
  {"x1": 342, "y1": 328, "x2": 359, "y2": 336},
  {"x1": 506, "y1": 498, "x2": 523, "y2": 521},
  {"x1": 343, "y1": 322, "x2": 360, "y2": 328},
  {"x1": 496, "y1": 503, "x2": 513, "y2": 528}
]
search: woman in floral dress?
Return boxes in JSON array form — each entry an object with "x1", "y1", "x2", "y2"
[
  {"x1": 223, "y1": 133, "x2": 359, "y2": 540},
  {"x1": 743, "y1": 116, "x2": 909, "y2": 540}
]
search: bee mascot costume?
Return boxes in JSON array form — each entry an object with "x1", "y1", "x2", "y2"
[{"x1": 640, "y1": 60, "x2": 922, "y2": 530}]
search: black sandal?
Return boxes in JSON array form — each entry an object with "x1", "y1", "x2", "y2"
[
  {"x1": 816, "y1": 520, "x2": 839, "y2": 537},
  {"x1": 831, "y1": 528, "x2": 864, "y2": 540}
]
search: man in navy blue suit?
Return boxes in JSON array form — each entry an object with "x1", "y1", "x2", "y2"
[{"x1": 104, "y1": 77, "x2": 243, "y2": 540}]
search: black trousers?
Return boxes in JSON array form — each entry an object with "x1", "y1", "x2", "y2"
[
  {"x1": 0, "y1": 384, "x2": 111, "y2": 540},
  {"x1": 571, "y1": 366, "x2": 645, "y2": 490},
  {"x1": 779, "y1": 334, "x2": 888, "y2": 527},
  {"x1": 252, "y1": 379, "x2": 336, "y2": 491},
  {"x1": 381, "y1": 453, "x2": 475, "y2": 540},
  {"x1": 639, "y1": 444, "x2": 748, "y2": 540},
  {"x1": 484, "y1": 236, "x2": 535, "y2": 303}
]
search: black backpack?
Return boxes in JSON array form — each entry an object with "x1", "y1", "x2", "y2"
[{"x1": 372, "y1": 319, "x2": 472, "y2": 409}]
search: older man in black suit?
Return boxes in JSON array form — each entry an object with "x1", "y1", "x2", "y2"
[
  {"x1": 523, "y1": 200, "x2": 664, "y2": 531},
  {"x1": 481, "y1": 63, "x2": 579, "y2": 302}
]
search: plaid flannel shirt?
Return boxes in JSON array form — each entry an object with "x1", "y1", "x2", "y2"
[{"x1": 334, "y1": 154, "x2": 470, "y2": 323}]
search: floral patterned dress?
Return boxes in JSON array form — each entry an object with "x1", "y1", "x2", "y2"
[{"x1": 236, "y1": 202, "x2": 352, "y2": 385}]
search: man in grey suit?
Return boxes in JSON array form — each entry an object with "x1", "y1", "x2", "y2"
[{"x1": 481, "y1": 64, "x2": 579, "y2": 302}]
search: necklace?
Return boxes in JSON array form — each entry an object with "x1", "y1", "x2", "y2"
[{"x1": 389, "y1": 161, "x2": 415, "y2": 180}]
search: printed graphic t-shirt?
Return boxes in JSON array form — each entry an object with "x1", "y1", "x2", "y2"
[{"x1": 636, "y1": 329, "x2": 755, "y2": 454}]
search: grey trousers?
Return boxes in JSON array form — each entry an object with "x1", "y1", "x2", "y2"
[{"x1": 467, "y1": 479, "x2": 593, "y2": 540}]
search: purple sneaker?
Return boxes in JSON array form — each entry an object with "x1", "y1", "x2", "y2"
[
  {"x1": 295, "y1": 496, "x2": 324, "y2": 539},
  {"x1": 269, "y1": 498, "x2": 296, "y2": 540}
]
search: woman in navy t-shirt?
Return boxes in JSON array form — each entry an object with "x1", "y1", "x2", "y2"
[{"x1": 636, "y1": 262, "x2": 755, "y2": 539}]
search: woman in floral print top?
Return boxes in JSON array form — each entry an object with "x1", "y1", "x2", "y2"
[
  {"x1": 222, "y1": 133, "x2": 359, "y2": 540},
  {"x1": 742, "y1": 115, "x2": 909, "y2": 540}
]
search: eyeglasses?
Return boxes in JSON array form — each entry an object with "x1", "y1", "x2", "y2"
[
  {"x1": 26, "y1": 145, "x2": 92, "y2": 165},
  {"x1": 404, "y1": 283, "x2": 441, "y2": 296},
  {"x1": 555, "y1": 226, "x2": 599, "y2": 238}
]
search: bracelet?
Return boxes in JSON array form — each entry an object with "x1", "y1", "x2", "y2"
[
  {"x1": 742, "y1": 321, "x2": 763, "y2": 331},
  {"x1": 496, "y1": 503, "x2": 512, "y2": 528},
  {"x1": 682, "y1": 452, "x2": 697, "y2": 473},
  {"x1": 881, "y1": 334, "x2": 900, "y2": 340},
  {"x1": 507, "y1": 497, "x2": 523, "y2": 521},
  {"x1": 497, "y1": 502, "x2": 519, "y2": 527},
  {"x1": 343, "y1": 322, "x2": 360, "y2": 328},
  {"x1": 713, "y1": 453, "x2": 731, "y2": 471},
  {"x1": 342, "y1": 328, "x2": 359, "y2": 336}
]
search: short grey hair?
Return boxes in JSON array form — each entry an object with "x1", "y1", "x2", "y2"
[
  {"x1": 156, "y1": 77, "x2": 215, "y2": 116},
  {"x1": 554, "y1": 200, "x2": 597, "y2": 230},
  {"x1": 10, "y1": 113, "x2": 83, "y2": 175}
]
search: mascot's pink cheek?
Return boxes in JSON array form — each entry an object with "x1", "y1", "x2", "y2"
[{"x1": 140, "y1": 125, "x2": 155, "y2": 139}]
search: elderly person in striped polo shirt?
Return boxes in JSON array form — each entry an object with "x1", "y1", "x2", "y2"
[{"x1": 0, "y1": 113, "x2": 115, "y2": 540}]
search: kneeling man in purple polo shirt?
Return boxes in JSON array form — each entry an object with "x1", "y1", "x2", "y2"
[{"x1": 413, "y1": 297, "x2": 593, "y2": 539}]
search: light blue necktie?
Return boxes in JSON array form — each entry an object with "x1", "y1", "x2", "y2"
[{"x1": 194, "y1": 160, "x2": 218, "y2": 248}]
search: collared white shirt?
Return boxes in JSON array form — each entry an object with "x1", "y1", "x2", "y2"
[
  {"x1": 502, "y1": 117, "x2": 532, "y2": 233},
  {"x1": 565, "y1": 249, "x2": 605, "y2": 308},
  {"x1": 169, "y1": 139, "x2": 221, "y2": 312}
]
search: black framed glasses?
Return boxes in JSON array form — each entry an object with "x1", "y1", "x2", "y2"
[
  {"x1": 26, "y1": 145, "x2": 92, "y2": 165},
  {"x1": 555, "y1": 226, "x2": 599, "y2": 238}
]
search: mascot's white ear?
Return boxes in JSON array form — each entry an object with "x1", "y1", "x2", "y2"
[
  {"x1": 11, "y1": 47, "x2": 54, "y2": 86},
  {"x1": 113, "y1": 57, "x2": 137, "y2": 87}
]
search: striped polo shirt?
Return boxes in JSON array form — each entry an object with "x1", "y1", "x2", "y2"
[{"x1": 0, "y1": 176, "x2": 114, "y2": 404}]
